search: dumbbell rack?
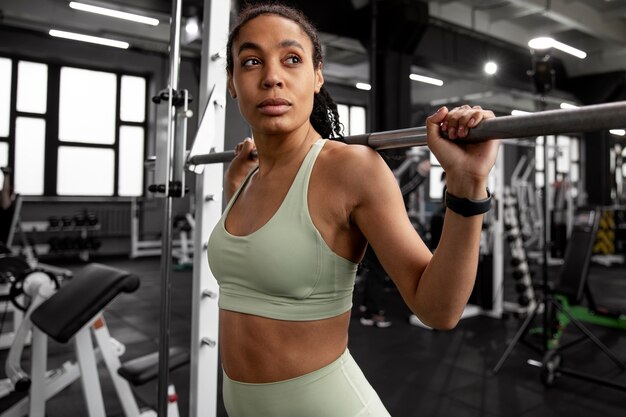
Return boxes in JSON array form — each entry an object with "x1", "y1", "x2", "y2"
[
  {"x1": 19, "y1": 218, "x2": 100, "y2": 262},
  {"x1": 503, "y1": 186, "x2": 537, "y2": 315}
]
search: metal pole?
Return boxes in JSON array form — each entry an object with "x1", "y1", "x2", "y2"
[
  {"x1": 188, "y1": 101, "x2": 626, "y2": 165},
  {"x1": 157, "y1": 0, "x2": 183, "y2": 414}
]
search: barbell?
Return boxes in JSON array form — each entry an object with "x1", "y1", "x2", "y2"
[{"x1": 187, "y1": 101, "x2": 626, "y2": 166}]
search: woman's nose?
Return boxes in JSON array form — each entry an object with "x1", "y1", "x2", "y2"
[{"x1": 262, "y1": 63, "x2": 283, "y2": 89}]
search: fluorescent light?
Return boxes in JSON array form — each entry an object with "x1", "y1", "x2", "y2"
[
  {"x1": 511, "y1": 110, "x2": 532, "y2": 115},
  {"x1": 528, "y1": 37, "x2": 586, "y2": 59},
  {"x1": 560, "y1": 102, "x2": 579, "y2": 109},
  {"x1": 69, "y1": 2, "x2": 159, "y2": 26},
  {"x1": 610, "y1": 129, "x2": 626, "y2": 136},
  {"x1": 409, "y1": 73, "x2": 444, "y2": 86},
  {"x1": 528, "y1": 37, "x2": 553, "y2": 50},
  {"x1": 355, "y1": 82, "x2": 371, "y2": 91},
  {"x1": 552, "y1": 40, "x2": 587, "y2": 59},
  {"x1": 49, "y1": 29, "x2": 129, "y2": 49},
  {"x1": 484, "y1": 61, "x2": 498, "y2": 75}
]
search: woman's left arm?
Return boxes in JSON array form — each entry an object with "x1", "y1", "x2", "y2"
[{"x1": 351, "y1": 105, "x2": 499, "y2": 330}]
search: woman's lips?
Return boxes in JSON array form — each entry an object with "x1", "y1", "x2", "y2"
[{"x1": 258, "y1": 98, "x2": 290, "y2": 116}]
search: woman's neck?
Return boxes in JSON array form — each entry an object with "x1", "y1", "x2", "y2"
[{"x1": 252, "y1": 124, "x2": 320, "y2": 175}]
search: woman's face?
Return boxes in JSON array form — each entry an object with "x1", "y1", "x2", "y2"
[{"x1": 228, "y1": 14, "x2": 324, "y2": 136}]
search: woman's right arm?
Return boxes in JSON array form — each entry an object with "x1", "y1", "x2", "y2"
[{"x1": 224, "y1": 138, "x2": 258, "y2": 201}]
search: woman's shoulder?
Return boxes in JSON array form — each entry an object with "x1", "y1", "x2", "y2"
[
  {"x1": 321, "y1": 139, "x2": 385, "y2": 169},
  {"x1": 317, "y1": 139, "x2": 393, "y2": 190}
]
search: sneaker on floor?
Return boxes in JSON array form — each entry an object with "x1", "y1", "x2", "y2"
[{"x1": 360, "y1": 314, "x2": 392, "y2": 328}]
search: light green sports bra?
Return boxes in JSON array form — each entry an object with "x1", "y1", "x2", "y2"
[{"x1": 207, "y1": 139, "x2": 358, "y2": 321}]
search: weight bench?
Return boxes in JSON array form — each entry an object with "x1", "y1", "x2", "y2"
[{"x1": 24, "y1": 263, "x2": 189, "y2": 417}]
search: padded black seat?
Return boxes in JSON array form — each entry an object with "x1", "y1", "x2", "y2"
[
  {"x1": 31, "y1": 263, "x2": 140, "y2": 343},
  {"x1": 553, "y1": 209, "x2": 599, "y2": 304},
  {"x1": 118, "y1": 346, "x2": 190, "y2": 386}
]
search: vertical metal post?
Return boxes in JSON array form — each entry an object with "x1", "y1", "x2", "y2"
[
  {"x1": 156, "y1": 0, "x2": 183, "y2": 415},
  {"x1": 189, "y1": 1, "x2": 230, "y2": 416},
  {"x1": 368, "y1": 0, "x2": 377, "y2": 132},
  {"x1": 490, "y1": 147, "x2": 505, "y2": 318},
  {"x1": 540, "y1": 100, "x2": 550, "y2": 352}
]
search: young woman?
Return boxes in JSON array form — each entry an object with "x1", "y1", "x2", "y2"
[{"x1": 207, "y1": 3, "x2": 499, "y2": 416}]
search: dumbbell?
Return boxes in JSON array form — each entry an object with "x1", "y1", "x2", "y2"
[
  {"x1": 48, "y1": 216, "x2": 60, "y2": 229},
  {"x1": 61, "y1": 216, "x2": 73, "y2": 228},
  {"x1": 86, "y1": 212, "x2": 99, "y2": 226}
]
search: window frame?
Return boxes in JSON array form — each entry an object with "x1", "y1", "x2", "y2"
[{"x1": 0, "y1": 53, "x2": 149, "y2": 198}]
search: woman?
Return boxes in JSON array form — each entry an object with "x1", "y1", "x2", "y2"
[{"x1": 207, "y1": 3, "x2": 499, "y2": 416}]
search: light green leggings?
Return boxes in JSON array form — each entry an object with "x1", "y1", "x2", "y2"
[{"x1": 222, "y1": 349, "x2": 392, "y2": 417}]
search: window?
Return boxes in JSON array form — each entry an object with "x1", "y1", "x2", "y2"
[
  {"x1": 118, "y1": 125, "x2": 145, "y2": 196},
  {"x1": 0, "y1": 58, "x2": 11, "y2": 137},
  {"x1": 15, "y1": 117, "x2": 46, "y2": 195},
  {"x1": 17, "y1": 61, "x2": 48, "y2": 114},
  {"x1": 59, "y1": 67, "x2": 117, "y2": 145},
  {"x1": 0, "y1": 57, "x2": 10, "y2": 185},
  {"x1": 337, "y1": 103, "x2": 367, "y2": 136},
  {"x1": 15, "y1": 60, "x2": 48, "y2": 195},
  {"x1": 58, "y1": 146, "x2": 115, "y2": 195},
  {"x1": 120, "y1": 75, "x2": 146, "y2": 123},
  {"x1": 0, "y1": 56, "x2": 147, "y2": 197}
]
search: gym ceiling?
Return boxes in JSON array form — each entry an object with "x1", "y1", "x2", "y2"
[{"x1": 1, "y1": 0, "x2": 625, "y2": 112}]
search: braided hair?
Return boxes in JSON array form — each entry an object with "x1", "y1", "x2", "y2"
[{"x1": 226, "y1": 2, "x2": 343, "y2": 139}]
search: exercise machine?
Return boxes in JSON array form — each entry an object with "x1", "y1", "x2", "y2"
[
  {"x1": 537, "y1": 208, "x2": 626, "y2": 390},
  {"x1": 1, "y1": 263, "x2": 189, "y2": 416},
  {"x1": 494, "y1": 207, "x2": 626, "y2": 391}
]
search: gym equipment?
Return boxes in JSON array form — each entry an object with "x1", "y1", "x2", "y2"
[
  {"x1": 0, "y1": 268, "x2": 76, "y2": 417},
  {"x1": 502, "y1": 186, "x2": 537, "y2": 315},
  {"x1": 130, "y1": 199, "x2": 194, "y2": 267},
  {"x1": 537, "y1": 209, "x2": 626, "y2": 390},
  {"x1": 0, "y1": 254, "x2": 63, "y2": 350},
  {"x1": 187, "y1": 101, "x2": 626, "y2": 165},
  {"x1": 393, "y1": 147, "x2": 429, "y2": 236},
  {"x1": 2, "y1": 263, "x2": 189, "y2": 417},
  {"x1": 494, "y1": 208, "x2": 626, "y2": 391}
]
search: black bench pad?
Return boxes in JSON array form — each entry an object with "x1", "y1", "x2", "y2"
[
  {"x1": 31, "y1": 263, "x2": 139, "y2": 343},
  {"x1": 118, "y1": 346, "x2": 190, "y2": 386}
]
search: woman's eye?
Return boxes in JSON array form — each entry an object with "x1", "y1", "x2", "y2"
[
  {"x1": 242, "y1": 58, "x2": 260, "y2": 67},
  {"x1": 286, "y1": 55, "x2": 301, "y2": 64}
]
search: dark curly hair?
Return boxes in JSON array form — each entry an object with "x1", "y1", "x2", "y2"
[{"x1": 226, "y1": 2, "x2": 343, "y2": 139}]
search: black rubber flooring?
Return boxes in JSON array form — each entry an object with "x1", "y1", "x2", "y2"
[{"x1": 1, "y1": 256, "x2": 625, "y2": 416}]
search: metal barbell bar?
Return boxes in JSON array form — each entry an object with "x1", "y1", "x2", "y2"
[{"x1": 187, "y1": 100, "x2": 626, "y2": 166}]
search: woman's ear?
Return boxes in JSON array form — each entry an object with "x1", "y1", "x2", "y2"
[
  {"x1": 227, "y1": 71, "x2": 237, "y2": 99},
  {"x1": 314, "y1": 63, "x2": 324, "y2": 94}
]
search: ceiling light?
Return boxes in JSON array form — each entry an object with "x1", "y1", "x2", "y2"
[
  {"x1": 185, "y1": 18, "x2": 199, "y2": 37},
  {"x1": 409, "y1": 73, "x2": 444, "y2": 86},
  {"x1": 49, "y1": 29, "x2": 129, "y2": 49},
  {"x1": 610, "y1": 129, "x2": 626, "y2": 136},
  {"x1": 69, "y1": 2, "x2": 159, "y2": 26},
  {"x1": 528, "y1": 37, "x2": 587, "y2": 59},
  {"x1": 183, "y1": 16, "x2": 202, "y2": 45},
  {"x1": 528, "y1": 37, "x2": 553, "y2": 50},
  {"x1": 484, "y1": 61, "x2": 498, "y2": 75},
  {"x1": 355, "y1": 82, "x2": 371, "y2": 91},
  {"x1": 560, "y1": 102, "x2": 579, "y2": 109},
  {"x1": 511, "y1": 110, "x2": 532, "y2": 115}
]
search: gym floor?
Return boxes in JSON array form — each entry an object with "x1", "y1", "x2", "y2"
[{"x1": 1, "y1": 257, "x2": 625, "y2": 417}]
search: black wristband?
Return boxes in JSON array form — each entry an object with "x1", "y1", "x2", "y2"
[{"x1": 445, "y1": 188, "x2": 492, "y2": 217}]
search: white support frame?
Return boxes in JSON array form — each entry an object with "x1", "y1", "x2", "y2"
[
  {"x1": 189, "y1": 1, "x2": 230, "y2": 416},
  {"x1": 489, "y1": 148, "x2": 505, "y2": 319}
]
